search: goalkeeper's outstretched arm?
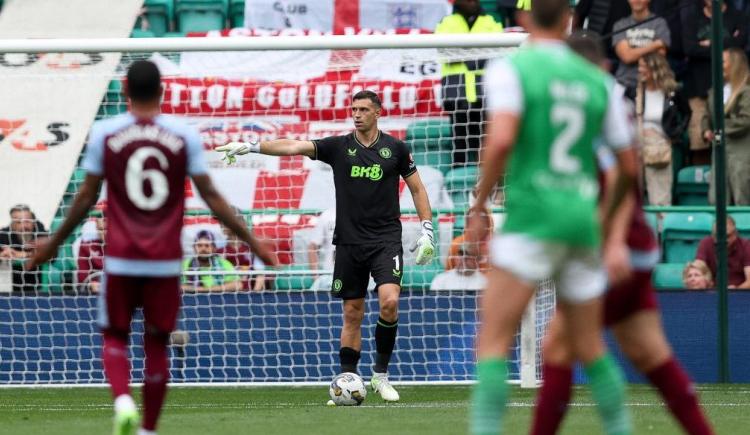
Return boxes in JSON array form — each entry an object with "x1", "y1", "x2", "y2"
[{"x1": 216, "y1": 139, "x2": 315, "y2": 161}]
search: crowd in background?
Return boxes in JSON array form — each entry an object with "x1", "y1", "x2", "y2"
[
  {"x1": 4, "y1": 0, "x2": 750, "y2": 295},
  {"x1": 445, "y1": 0, "x2": 750, "y2": 205}
]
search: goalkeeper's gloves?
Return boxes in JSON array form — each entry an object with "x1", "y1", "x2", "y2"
[
  {"x1": 215, "y1": 141, "x2": 260, "y2": 164},
  {"x1": 411, "y1": 220, "x2": 435, "y2": 265}
]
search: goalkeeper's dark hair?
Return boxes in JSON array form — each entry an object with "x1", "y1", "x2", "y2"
[
  {"x1": 532, "y1": 0, "x2": 570, "y2": 29},
  {"x1": 567, "y1": 30, "x2": 606, "y2": 66},
  {"x1": 126, "y1": 60, "x2": 162, "y2": 103},
  {"x1": 352, "y1": 90, "x2": 382, "y2": 109}
]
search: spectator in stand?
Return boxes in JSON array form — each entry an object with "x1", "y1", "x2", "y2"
[
  {"x1": 218, "y1": 209, "x2": 266, "y2": 291},
  {"x1": 651, "y1": 0, "x2": 687, "y2": 77},
  {"x1": 435, "y1": 0, "x2": 503, "y2": 167},
  {"x1": 77, "y1": 217, "x2": 105, "y2": 294},
  {"x1": 612, "y1": 0, "x2": 671, "y2": 94},
  {"x1": 703, "y1": 47, "x2": 750, "y2": 205},
  {"x1": 573, "y1": 0, "x2": 631, "y2": 59},
  {"x1": 182, "y1": 230, "x2": 241, "y2": 292},
  {"x1": 430, "y1": 241, "x2": 486, "y2": 290},
  {"x1": 681, "y1": 0, "x2": 747, "y2": 164},
  {"x1": 635, "y1": 52, "x2": 690, "y2": 205},
  {"x1": 683, "y1": 260, "x2": 714, "y2": 289},
  {"x1": 0, "y1": 204, "x2": 47, "y2": 294},
  {"x1": 496, "y1": 0, "x2": 519, "y2": 27},
  {"x1": 695, "y1": 216, "x2": 750, "y2": 288}
]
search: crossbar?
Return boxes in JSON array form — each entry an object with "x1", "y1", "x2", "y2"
[{"x1": 0, "y1": 33, "x2": 528, "y2": 53}]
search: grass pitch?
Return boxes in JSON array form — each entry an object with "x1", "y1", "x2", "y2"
[{"x1": 0, "y1": 385, "x2": 747, "y2": 434}]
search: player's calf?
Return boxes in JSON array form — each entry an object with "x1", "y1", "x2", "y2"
[
  {"x1": 561, "y1": 300, "x2": 632, "y2": 435},
  {"x1": 102, "y1": 330, "x2": 131, "y2": 399},
  {"x1": 613, "y1": 312, "x2": 714, "y2": 435},
  {"x1": 531, "y1": 314, "x2": 575, "y2": 435},
  {"x1": 142, "y1": 331, "x2": 170, "y2": 432}
]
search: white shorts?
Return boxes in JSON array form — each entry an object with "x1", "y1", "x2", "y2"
[{"x1": 489, "y1": 233, "x2": 607, "y2": 303}]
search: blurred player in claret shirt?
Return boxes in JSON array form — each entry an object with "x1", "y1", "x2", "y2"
[
  {"x1": 28, "y1": 60, "x2": 277, "y2": 435},
  {"x1": 528, "y1": 31, "x2": 714, "y2": 435}
]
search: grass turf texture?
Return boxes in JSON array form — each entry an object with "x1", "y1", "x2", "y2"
[{"x1": 0, "y1": 385, "x2": 747, "y2": 434}]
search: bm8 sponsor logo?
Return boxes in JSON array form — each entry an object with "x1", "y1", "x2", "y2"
[{"x1": 350, "y1": 164, "x2": 383, "y2": 181}]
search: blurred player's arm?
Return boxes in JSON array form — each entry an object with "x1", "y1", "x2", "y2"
[
  {"x1": 466, "y1": 112, "x2": 519, "y2": 247},
  {"x1": 599, "y1": 153, "x2": 635, "y2": 285},
  {"x1": 191, "y1": 174, "x2": 278, "y2": 267},
  {"x1": 600, "y1": 84, "x2": 639, "y2": 234},
  {"x1": 216, "y1": 139, "x2": 315, "y2": 161},
  {"x1": 467, "y1": 58, "x2": 520, "y2": 247},
  {"x1": 26, "y1": 174, "x2": 103, "y2": 270}
]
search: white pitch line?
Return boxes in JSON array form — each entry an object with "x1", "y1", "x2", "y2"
[{"x1": 1, "y1": 401, "x2": 749, "y2": 412}]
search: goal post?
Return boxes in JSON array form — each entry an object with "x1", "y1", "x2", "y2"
[{"x1": 0, "y1": 33, "x2": 554, "y2": 388}]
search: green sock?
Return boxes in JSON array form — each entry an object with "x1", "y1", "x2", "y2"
[
  {"x1": 585, "y1": 353, "x2": 632, "y2": 435},
  {"x1": 470, "y1": 357, "x2": 509, "y2": 435}
]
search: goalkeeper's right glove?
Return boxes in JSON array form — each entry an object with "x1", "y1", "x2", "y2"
[{"x1": 215, "y1": 141, "x2": 260, "y2": 164}]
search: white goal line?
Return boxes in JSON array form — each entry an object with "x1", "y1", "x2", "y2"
[
  {"x1": 0, "y1": 33, "x2": 528, "y2": 54},
  {"x1": 0, "y1": 380, "x2": 478, "y2": 389}
]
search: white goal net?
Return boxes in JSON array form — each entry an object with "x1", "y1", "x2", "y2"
[{"x1": 0, "y1": 33, "x2": 555, "y2": 386}]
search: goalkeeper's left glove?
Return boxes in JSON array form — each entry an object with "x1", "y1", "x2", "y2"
[
  {"x1": 411, "y1": 220, "x2": 435, "y2": 265},
  {"x1": 215, "y1": 141, "x2": 260, "y2": 164}
]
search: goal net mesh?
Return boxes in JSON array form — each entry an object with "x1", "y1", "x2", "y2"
[{"x1": 0, "y1": 39, "x2": 555, "y2": 385}]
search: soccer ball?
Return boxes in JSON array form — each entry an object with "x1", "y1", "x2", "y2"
[{"x1": 329, "y1": 372, "x2": 367, "y2": 406}]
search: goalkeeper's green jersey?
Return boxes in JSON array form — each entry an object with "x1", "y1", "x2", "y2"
[{"x1": 486, "y1": 42, "x2": 625, "y2": 248}]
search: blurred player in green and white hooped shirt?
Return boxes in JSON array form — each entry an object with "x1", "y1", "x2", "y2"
[{"x1": 464, "y1": 0, "x2": 640, "y2": 434}]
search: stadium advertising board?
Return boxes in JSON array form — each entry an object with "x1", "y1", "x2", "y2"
[{"x1": 0, "y1": 0, "x2": 143, "y2": 228}]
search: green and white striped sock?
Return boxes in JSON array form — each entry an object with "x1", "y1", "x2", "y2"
[
  {"x1": 470, "y1": 357, "x2": 508, "y2": 435},
  {"x1": 585, "y1": 353, "x2": 632, "y2": 435}
]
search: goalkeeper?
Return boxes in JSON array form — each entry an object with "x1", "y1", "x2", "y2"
[{"x1": 217, "y1": 90, "x2": 435, "y2": 402}]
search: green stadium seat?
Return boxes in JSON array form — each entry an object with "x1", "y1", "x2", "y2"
[
  {"x1": 652, "y1": 263, "x2": 685, "y2": 290},
  {"x1": 176, "y1": 0, "x2": 227, "y2": 33},
  {"x1": 401, "y1": 262, "x2": 444, "y2": 290},
  {"x1": 644, "y1": 212, "x2": 659, "y2": 237},
  {"x1": 406, "y1": 120, "x2": 453, "y2": 173},
  {"x1": 479, "y1": 0, "x2": 504, "y2": 24},
  {"x1": 97, "y1": 80, "x2": 127, "y2": 118},
  {"x1": 131, "y1": 29, "x2": 156, "y2": 38},
  {"x1": 731, "y1": 213, "x2": 750, "y2": 238},
  {"x1": 229, "y1": 0, "x2": 245, "y2": 28},
  {"x1": 661, "y1": 212, "x2": 713, "y2": 263},
  {"x1": 135, "y1": 0, "x2": 174, "y2": 36},
  {"x1": 274, "y1": 265, "x2": 314, "y2": 291},
  {"x1": 675, "y1": 165, "x2": 710, "y2": 206},
  {"x1": 445, "y1": 166, "x2": 479, "y2": 210},
  {"x1": 409, "y1": 139, "x2": 452, "y2": 173},
  {"x1": 406, "y1": 120, "x2": 452, "y2": 141},
  {"x1": 162, "y1": 31, "x2": 187, "y2": 37},
  {"x1": 41, "y1": 263, "x2": 65, "y2": 294}
]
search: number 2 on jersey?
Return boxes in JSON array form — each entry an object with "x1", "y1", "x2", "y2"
[
  {"x1": 125, "y1": 146, "x2": 170, "y2": 210},
  {"x1": 550, "y1": 104, "x2": 584, "y2": 174}
]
